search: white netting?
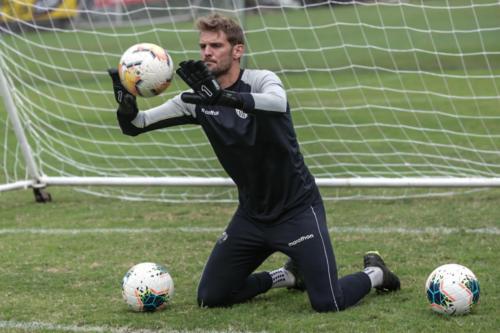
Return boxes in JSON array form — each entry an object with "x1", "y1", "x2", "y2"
[{"x1": 1, "y1": 0, "x2": 499, "y2": 201}]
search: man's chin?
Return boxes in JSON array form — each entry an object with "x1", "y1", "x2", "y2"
[
  {"x1": 205, "y1": 62, "x2": 216, "y2": 69},
  {"x1": 210, "y1": 68, "x2": 228, "y2": 78}
]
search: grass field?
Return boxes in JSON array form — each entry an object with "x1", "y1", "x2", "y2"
[
  {"x1": 1, "y1": 1, "x2": 500, "y2": 331},
  {"x1": 0, "y1": 187, "x2": 499, "y2": 332}
]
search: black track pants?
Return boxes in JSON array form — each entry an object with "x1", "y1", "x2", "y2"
[{"x1": 197, "y1": 200, "x2": 372, "y2": 312}]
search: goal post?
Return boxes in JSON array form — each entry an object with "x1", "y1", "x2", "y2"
[{"x1": 1, "y1": 0, "x2": 499, "y2": 202}]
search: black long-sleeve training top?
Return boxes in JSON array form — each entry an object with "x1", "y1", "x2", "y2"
[{"x1": 118, "y1": 69, "x2": 319, "y2": 223}]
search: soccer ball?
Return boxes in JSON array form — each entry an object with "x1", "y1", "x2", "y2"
[
  {"x1": 118, "y1": 43, "x2": 174, "y2": 97},
  {"x1": 425, "y1": 263, "x2": 480, "y2": 315},
  {"x1": 121, "y1": 262, "x2": 175, "y2": 312}
]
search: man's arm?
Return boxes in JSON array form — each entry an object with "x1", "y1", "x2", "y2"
[
  {"x1": 124, "y1": 96, "x2": 198, "y2": 136},
  {"x1": 241, "y1": 69, "x2": 287, "y2": 113},
  {"x1": 176, "y1": 61, "x2": 287, "y2": 114},
  {"x1": 108, "y1": 69, "x2": 197, "y2": 137}
]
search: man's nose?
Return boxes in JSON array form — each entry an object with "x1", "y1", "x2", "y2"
[{"x1": 203, "y1": 46, "x2": 213, "y2": 57}]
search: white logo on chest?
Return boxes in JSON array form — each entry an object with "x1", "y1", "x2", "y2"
[
  {"x1": 201, "y1": 107, "x2": 219, "y2": 116},
  {"x1": 235, "y1": 109, "x2": 248, "y2": 119}
]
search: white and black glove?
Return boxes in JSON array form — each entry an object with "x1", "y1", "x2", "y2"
[
  {"x1": 176, "y1": 60, "x2": 245, "y2": 109},
  {"x1": 107, "y1": 68, "x2": 138, "y2": 121}
]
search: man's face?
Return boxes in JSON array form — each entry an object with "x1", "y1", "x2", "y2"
[{"x1": 199, "y1": 30, "x2": 241, "y2": 77}]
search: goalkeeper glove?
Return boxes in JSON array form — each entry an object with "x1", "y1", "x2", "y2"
[
  {"x1": 107, "y1": 68, "x2": 138, "y2": 121},
  {"x1": 176, "y1": 60, "x2": 245, "y2": 110}
]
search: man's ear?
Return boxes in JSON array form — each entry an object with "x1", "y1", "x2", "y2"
[{"x1": 232, "y1": 44, "x2": 245, "y2": 61}]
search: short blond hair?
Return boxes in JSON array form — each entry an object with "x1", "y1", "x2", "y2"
[{"x1": 196, "y1": 13, "x2": 245, "y2": 46}]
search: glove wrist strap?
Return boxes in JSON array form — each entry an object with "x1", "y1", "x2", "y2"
[{"x1": 217, "y1": 90, "x2": 245, "y2": 110}]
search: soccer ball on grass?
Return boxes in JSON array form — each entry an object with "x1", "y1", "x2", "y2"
[
  {"x1": 118, "y1": 43, "x2": 174, "y2": 97},
  {"x1": 122, "y1": 262, "x2": 175, "y2": 312},
  {"x1": 425, "y1": 263, "x2": 480, "y2": 315}
]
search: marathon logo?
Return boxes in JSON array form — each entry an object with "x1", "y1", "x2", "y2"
[
  {"x1": 288, "y1": 234, "x2": 314, "y2": 247},
  {"x1": 201, "y1": 107, "x2": 219, "y2": 116}
]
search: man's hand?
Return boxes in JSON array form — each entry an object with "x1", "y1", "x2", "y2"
[
  {"x1": 107, "y1": 68, "x2": 138, "y2": 121},
  {"x1": 175, "y1": 60, "x2": 246, "y2": 110},
  {"x1": 108, "y1": 68, "x2": 128, "y2": 103},
  {"x1": 176, "y1": 60, "x2": 222, "y2": 104}
]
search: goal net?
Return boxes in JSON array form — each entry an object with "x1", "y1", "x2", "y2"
[{"x1": 1, "y1": 0, "x2": 499, "y2": 202}]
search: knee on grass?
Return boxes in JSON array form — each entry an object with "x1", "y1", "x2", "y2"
[
  {"x1": 197, "y1": 289, "x2": 230, "y2": 308},
  {"x1": 310, "y1": 298, "x2": 345, "y2": 313}
]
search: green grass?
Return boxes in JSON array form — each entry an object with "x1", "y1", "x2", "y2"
[{"x1": 0, "y1": 187, "x2": 499, "y2": 332}]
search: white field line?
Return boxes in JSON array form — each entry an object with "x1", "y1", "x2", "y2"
[
  {"x1": 0, "y1": 226, "x2": 498, "y2": 235},
  {"x1": 0, "y1": 320, "x2": 261, "y2": 333}
]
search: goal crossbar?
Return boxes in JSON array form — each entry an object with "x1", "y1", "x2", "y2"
[{"x1": 7, "y1": 177, "x2": 500, "y2": 190}]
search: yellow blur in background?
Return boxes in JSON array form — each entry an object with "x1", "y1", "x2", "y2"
[{"x1": 0, "y1": 0, "x2": 78, "y2": 27}]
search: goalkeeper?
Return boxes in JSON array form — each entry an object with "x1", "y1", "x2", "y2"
[{"x1": 109, "y1": 13, "x2": 400, "y2": 312}]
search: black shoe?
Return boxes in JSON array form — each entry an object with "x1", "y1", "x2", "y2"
[
  {"x1": 363, "y1": 251, "x2": 401, "y2": 293},
  {"x1": 284, "y1": 258, "x2": 306, "y2": 291}
]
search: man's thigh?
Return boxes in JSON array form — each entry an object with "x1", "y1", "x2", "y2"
[
  {"x1": 269, "y1": 202, "x2": 344, "y2": 311},
  {"x1": 197, "y1": 212, "x2": 272, "y2": 304}
]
